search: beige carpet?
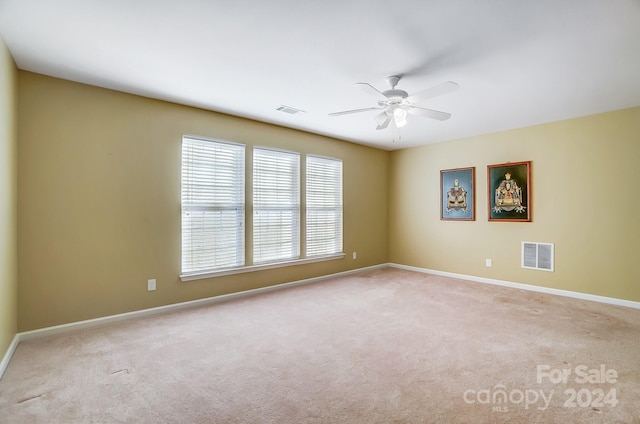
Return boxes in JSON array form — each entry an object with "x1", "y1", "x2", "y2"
[{"x1": 1, "y1": 268, "x2": 639, "y2": 423}]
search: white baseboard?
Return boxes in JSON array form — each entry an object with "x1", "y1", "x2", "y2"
[
  {"x1": 0, "y1": 334, "x2": 19, "y2": 382},
  {"x1": 389, "y1": 263, "x2": 640, "y2": 310},
  {"x1": 0, "y1": 263, "x2": 386, "y2": 380},
  {"x1": 6, "y1": 261, "x2": 635, "y2": 381},
  {"x1": 16, "y1": 263, "x2": 388, "y2": 344}
]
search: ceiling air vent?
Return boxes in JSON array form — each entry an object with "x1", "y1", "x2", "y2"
[
  {"x1": 522, "y1": 242, "x2": 554, "y2": 272},
  {"x1": 276, "y1": 105, "x2": 306, "y2": 115}
]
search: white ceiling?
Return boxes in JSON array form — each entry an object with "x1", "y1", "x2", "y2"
[{"x1": 1, "y1": 0, "x2": 640, "y2": 151}]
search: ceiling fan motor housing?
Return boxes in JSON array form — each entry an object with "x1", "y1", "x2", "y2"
[{"x1": 382, "y1": 89, "x2": 409, "y2": 100}]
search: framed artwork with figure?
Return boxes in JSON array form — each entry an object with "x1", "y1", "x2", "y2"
[
  {"x1": 487, "y1": 161, "x2": 531, "y2": 222},
  {"x1": 440, "y1": 167, "x2": 475, "y2": 221}
]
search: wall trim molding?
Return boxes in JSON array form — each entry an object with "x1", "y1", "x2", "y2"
[
  {"x1": 0, "y1": 334, "x2": 20, "y2": 382},
  {"x1": 19, "y1": 263, "x2": 387, "y2": 343},
  {"x1": 181, "y1": 253, "x2": 346, "y2": 282},
  {"x1": 389, "y1": 263, "x2": 640, "y2": 310},
  {"x1": 5, "y1": 262, "x2": 639, "y2": 380},
  {"x1": 0, "y1": 263, "x2": 387, "y2": 380}
]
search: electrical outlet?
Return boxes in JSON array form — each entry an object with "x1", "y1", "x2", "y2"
[
  {"x1": 352, "y1": 252, "x2": 357, "y2": 260},
  {"x1": 485, "y1": 259, "x2": 492, "y2": 268},
  {"x1": 147, "y1": 279, "x2": 156, "y2": 291}
]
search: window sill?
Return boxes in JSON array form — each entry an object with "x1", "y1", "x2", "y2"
[{"x1": 180, "y1": 253, "x2": 346, "y2": 282}]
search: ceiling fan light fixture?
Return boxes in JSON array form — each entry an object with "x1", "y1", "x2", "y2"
[
  {"x1": 393, "y1": 107, "x2": 408, "y2": 128},
  {"x1": 329, "y1": 76, "x2": 457, "y2": 132}
]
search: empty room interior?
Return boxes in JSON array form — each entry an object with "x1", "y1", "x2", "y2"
[{"x1": 1, "y1": 1, "x2": 640, "y2": 423}]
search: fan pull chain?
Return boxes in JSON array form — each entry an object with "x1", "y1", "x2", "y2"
[{"x1": 393, "y1": 128, "x2": 402, "y2": 143}]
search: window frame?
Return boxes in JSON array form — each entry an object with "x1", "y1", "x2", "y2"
[
  {"x1": 181, "y1": 136, "x2": 246, "y2": 276},
  {"x1": 180, "y1": 138, "x2": 345, "y2": 282},
  {"x1": 252, "y1": 147, "x2": 301, "y2": 265},
  {"x1": 306, "y1": 154, "x2": 343, "y2": 258}
]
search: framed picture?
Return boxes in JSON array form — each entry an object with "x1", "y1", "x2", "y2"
[
  {"x1": 440, "y1": 167, "x2": 475, "y2": 221},
  {"x1": 487, "y1": 161, "x2": 531, "y2": 222}
]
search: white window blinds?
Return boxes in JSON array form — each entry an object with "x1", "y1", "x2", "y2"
[
  {"x1": 181, "y1": 137, "x2": 245, "y2": 274},
  {"x1": 253, "y1": 148, "x2": 300, "y2": 264},
  {"x1": 306, "y1": 155, "x2": 343, "y2": 257}
]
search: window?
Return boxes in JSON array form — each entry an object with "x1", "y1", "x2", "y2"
[
  {"x1": 181, "y1": 136, "x2": 245, "y2": 274},
  {"x1": 253, "y1": 148, "x2": 300, "y2": 264},
  {"x1": 181, "y1": 137, "x2": 344, "y2": 280},
  {"x1": 306, "y1": 155, "x2": 343, "y2": 257}
]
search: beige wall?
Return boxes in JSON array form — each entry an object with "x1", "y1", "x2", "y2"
[
  {"x1": 13, "y1": 68, "x2": 640, "y2": 334},
  {"x1": 390, "y1": 107, "x2": 640, "y2": 302},
  {"x1": 18, "y1": 72, "x2": 389, "y2": 331},
  {"x1": 0, "y1": 36, "x2": 18, "y2": 356}
]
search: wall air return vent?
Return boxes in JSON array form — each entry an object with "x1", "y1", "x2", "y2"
[{"x1": 522, "y1": 242, "x2": 554, "y2": 272}]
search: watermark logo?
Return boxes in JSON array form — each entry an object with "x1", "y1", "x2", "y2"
[
  {"x1": 463, "y1": 364, "x2": 618, "y2": 413},
  {"x1": 536, "y1": 364, "x2": 617, "y2": 385},
  {"x1": 463, "y1": 385, "x2": 553, "y2": 412}
]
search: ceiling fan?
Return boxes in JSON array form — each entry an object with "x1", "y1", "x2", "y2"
[{"x1": 329, "y1": 75, "x2": 458, "y2": 130}]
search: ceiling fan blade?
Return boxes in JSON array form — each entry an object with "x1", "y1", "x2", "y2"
[
  {"x1": 408, "y1": 106, "x2": 452, "y2": 121},
  {"x1": 328, "y1": 107, "x2": 384, "y2": 117},
  {"x1": 376, "y1": 114, "x2": 392, "y2": 130},
  {"x1": 354, "y1": 82, "x2": 388, "y2": 99},
  {"x1": 406, "y1": 81, "x2": 459, "y2": 103},
  {"x1": 374, "y1": 111, "x2": 389, "y2": 126}
]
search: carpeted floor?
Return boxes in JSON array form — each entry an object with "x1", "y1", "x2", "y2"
[{"x1": 1, "y1": 268, "x2": 639, "y2": 423}]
